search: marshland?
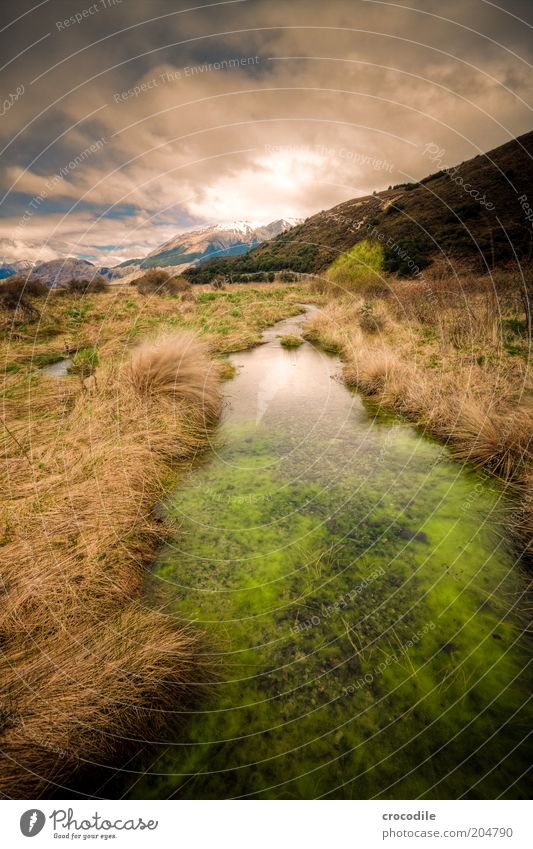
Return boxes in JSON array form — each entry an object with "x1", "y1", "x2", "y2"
[{"x1": 0, "y1": 260, "x2": 531, "y2": 798}]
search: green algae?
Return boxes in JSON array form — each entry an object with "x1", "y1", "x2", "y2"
[{"x1": 126, "y1": 311, "x2": 531, "y2": 800}]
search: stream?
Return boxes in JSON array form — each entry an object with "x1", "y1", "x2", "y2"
[{"x1": 126, "y1": 306, "x2": 531, "y2": 800}]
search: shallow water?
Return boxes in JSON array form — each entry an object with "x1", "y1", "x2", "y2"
[
  {"x1": 128, "y1": 308, "x2": 531, "y2": 800},
  {"x1": 40, "y1": 357, "x2": 72, "y2": 376}
]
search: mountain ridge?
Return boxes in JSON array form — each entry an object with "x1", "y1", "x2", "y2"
[{"x1": 139, "y1": 218, "x2": 303, "y2": 270}]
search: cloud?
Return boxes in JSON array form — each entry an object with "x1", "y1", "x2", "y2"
[{"x1": 0, "y1": 0, "x2": 532, "y2": 264}]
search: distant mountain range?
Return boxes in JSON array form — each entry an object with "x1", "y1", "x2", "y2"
[
  {"x1": 0, "y1": 218, "x2": 303, "y2": 285},
  {"x1": 0, "y1": 260, "x2": 35, "y2": 279},
  {"x1": 137, "y1": 218, "x2": 302, "y2": 270}
]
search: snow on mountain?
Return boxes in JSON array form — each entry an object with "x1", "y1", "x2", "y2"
[
  {"x1": 0, "y1": 259, "x2": 35, "y2": 279},
  {"x1": 141, "y1": 218, "x2": 303, "y2": 270}
]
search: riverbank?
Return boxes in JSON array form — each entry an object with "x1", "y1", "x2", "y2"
[
  {"x1": 121, "y1": 302, "x2": 531, "y2": 800},
  {"x1": 0, "y1": 284, "x2": 306, "y2": 797},
  {"x1": 304, "y1": 268, "x2": 533, "y2": 555}
]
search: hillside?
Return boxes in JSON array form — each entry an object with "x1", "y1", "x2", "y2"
[{"x1": 186, "y1": 131, "x2": 533, "y2": 282}]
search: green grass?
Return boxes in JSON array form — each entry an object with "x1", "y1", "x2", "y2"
[
  {"x1": 68, "y1": 346, "x2": 99, "y2": 376},
  {"x1": 326, "y1": 239, "x2": 384, "y2": 289},
  {"x1": 279, "y1": 334, "x2": 304, "y2": 348}
]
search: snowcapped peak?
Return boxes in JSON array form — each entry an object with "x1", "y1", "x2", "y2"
[
  {"x1": 211, "y1": 220, "x2": 264, "y2": 233},
  {"x1": 145, "y1": 217, "x2": 302, "y2": 266}
]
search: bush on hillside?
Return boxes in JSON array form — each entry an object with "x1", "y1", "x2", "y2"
[
  {"x1": 0, "y1": 276, "x2": 47, "y2": 323},
  {"x1": 326, "y1": 239, "x2": 384, "y2": 292},
  {"x1": 135, "y1": 269, "x2": 191, "y2": 295},
  {"x1": 66, "y1": 276, "x2": 109, "y2": 294},
  {"x1": 279, "y1": 270, "x2": 297, "y2": 282},
  {"x1": 0, "y1": 275, "x2": 48, "y2": 297}
]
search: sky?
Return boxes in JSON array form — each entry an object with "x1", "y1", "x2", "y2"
[{"x1": 0, "y1": 0, "x2": 532, "y2": 266}]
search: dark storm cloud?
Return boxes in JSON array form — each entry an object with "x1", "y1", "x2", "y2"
[{"x1": 0, "y1": 0, "x2": 532, "y2": 263}]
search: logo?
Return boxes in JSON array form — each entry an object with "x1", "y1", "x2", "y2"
[{"x1": 20, "y1": 810, "x2": 46, "y2": 837}]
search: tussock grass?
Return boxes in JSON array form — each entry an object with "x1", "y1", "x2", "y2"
[
  {"x1": 0, "y1": 330, "x2": 221, "y2": 797},
  {"x1": 305, "y1": 269, "x2": 533, "y2": 553},
  {"x1": 448, "y1": 403, "x2": 532, "y2": 481},
  {"x1": 129, "y1": 331, "x2": 221, "y2": 424},
  {"x1": 279, "y1": 334, "x2": 304, "y2": 349},
  {"x1": 0, "y1": 283, "x2": 308, "y2": 796}
]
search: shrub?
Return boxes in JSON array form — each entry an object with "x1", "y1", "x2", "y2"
[
  {"x1": 66, "y1": 276, "x2": 109, "y2": 294},
  {"x1": 279, "y1": 270, "x2": 297, "y2": 282},
  {"x1": 166, "y1": 276, "x2": 191, "y2": 295},
  {"x1": 0, "y1": 275, "x2": 48, "y2": 297},
  {"x1": 136, "y1": 269, "x2": 171, "y2": 294},
  {"x1": 135, "y1": 270, "x2": 191, "y2": 296},
  {"x1": 0, "y1": 276, "x2": 46, "y2": 323},
  {"x1": 326, "y1": 239, "x2": 384, "y2": 292},
  {"x1": 359, "y1": 302, "x2": 386, "y2": 333}
]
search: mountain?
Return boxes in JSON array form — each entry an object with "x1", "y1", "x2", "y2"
[
  {"x1": 102, "y1": 262, "x2": 143, "y2": 281},
  {"x1": 0, "y1": 259, "x2": 35, "y2": 279},
  {"x1": 185, "y1": 131, "x2": 533, "y2": 282},
  {"x1": 0, "y1": 219, "x2": 302, "y2": 284},
  {"x1": 139, "y1": 218, "x2": 303, "y2": 270},
  {"x1": 31, "y1": 258, "x2": 100, "y2": 287}
]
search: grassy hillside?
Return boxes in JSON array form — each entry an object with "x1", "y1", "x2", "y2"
[{"x1": 186, "y1": 130, "x2": 533, "y2": 282}]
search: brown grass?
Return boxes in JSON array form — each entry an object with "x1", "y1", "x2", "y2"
[
  {"x1": 0, "y1": 329, "x2": 221, "y2": 797},
  {"x1": 129, "y1": 331, "x2": 221, "y2": 423},
  {"x1": 0, "y1": 283, "x2": 308, "y2": 797},
  {"x1": 448, "y1": 403, "x2": 533, "y2": 481},
  {"x1": 305, "y1": 269, "x2": 533, "y2": 553}
]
